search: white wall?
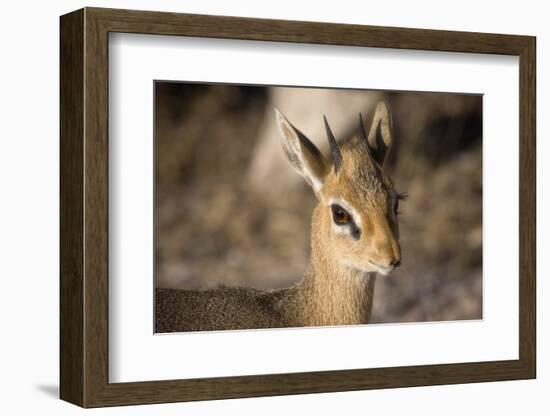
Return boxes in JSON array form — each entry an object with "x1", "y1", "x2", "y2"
[{"x1": 0, "y1": 0, "x2": 545, "y2": 414}]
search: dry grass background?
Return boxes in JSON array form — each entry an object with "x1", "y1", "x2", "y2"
[{"x1": 155, "y1": 82, "x2": 482, "y2": 323}]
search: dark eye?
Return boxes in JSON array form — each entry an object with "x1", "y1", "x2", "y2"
[
  {"x1": 394, "y1": 198, "x2": 400, "y2": 216},
  {"x1": 394, "y1": 192, "x2": 407, "y2": 216},
  {"x1": 331, "y1": 204, "x2": 352, "y2": 225}
]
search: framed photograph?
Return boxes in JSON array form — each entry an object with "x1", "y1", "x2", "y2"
[{"x1": 60, "y1": 7, "x2": 536, "y2": 408}]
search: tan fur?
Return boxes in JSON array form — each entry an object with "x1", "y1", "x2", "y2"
[{"x1": 155, "y1": 102, "x2": 401, "y2": 332}]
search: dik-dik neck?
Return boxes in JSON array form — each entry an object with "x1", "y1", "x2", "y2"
[{"x1": 295, "y1": 205, "x2": 376, "y2": 327}]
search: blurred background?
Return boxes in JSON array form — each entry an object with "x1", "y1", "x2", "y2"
[{"x1": 155, "y1": 82, "x2": 482, "y2": 323}]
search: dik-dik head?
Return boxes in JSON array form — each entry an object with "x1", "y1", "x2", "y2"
[{"x1": 276, "y1": 102, "x2": 403, "y2": 276}]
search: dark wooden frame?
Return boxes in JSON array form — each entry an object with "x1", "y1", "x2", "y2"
[{"x1": 60, "y1": 7, "x2": 536, "y2": 408}]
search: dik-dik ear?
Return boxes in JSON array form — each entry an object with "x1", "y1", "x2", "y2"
[
  {"x1": 365, "y1": 102, "x2": 393, "y2": 165},
  {"x1": 275, "y1": 108, "x2": 329, "y2": 196}
]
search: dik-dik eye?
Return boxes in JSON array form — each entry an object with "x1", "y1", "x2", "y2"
[
  {"x1": 331, "y1": 204, "x2": 352, "y2": 225},
  {"x1": 394, "y1": 192, "x2": 408, "y2": 216}
]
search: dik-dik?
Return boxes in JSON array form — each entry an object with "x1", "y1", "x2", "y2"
[{"x1": 156, "y1": 102, "x2": 403, "y2": 332}]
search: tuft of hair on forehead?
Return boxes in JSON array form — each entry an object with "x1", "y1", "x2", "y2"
[
  {"x1": 333, "y1": 135, "x2": 394, "y2": 201},
  {"x1": 340, "y1": 135, "x2": 379, "y2": 174}
]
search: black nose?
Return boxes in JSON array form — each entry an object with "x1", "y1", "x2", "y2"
[{"x1": 390, "y1": 259, "x2": 401, "y2": 268}]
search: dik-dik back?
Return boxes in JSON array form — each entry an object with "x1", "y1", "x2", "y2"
[{"x1": 155, "y1": 287, "x2": 290, "y2": 332}]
